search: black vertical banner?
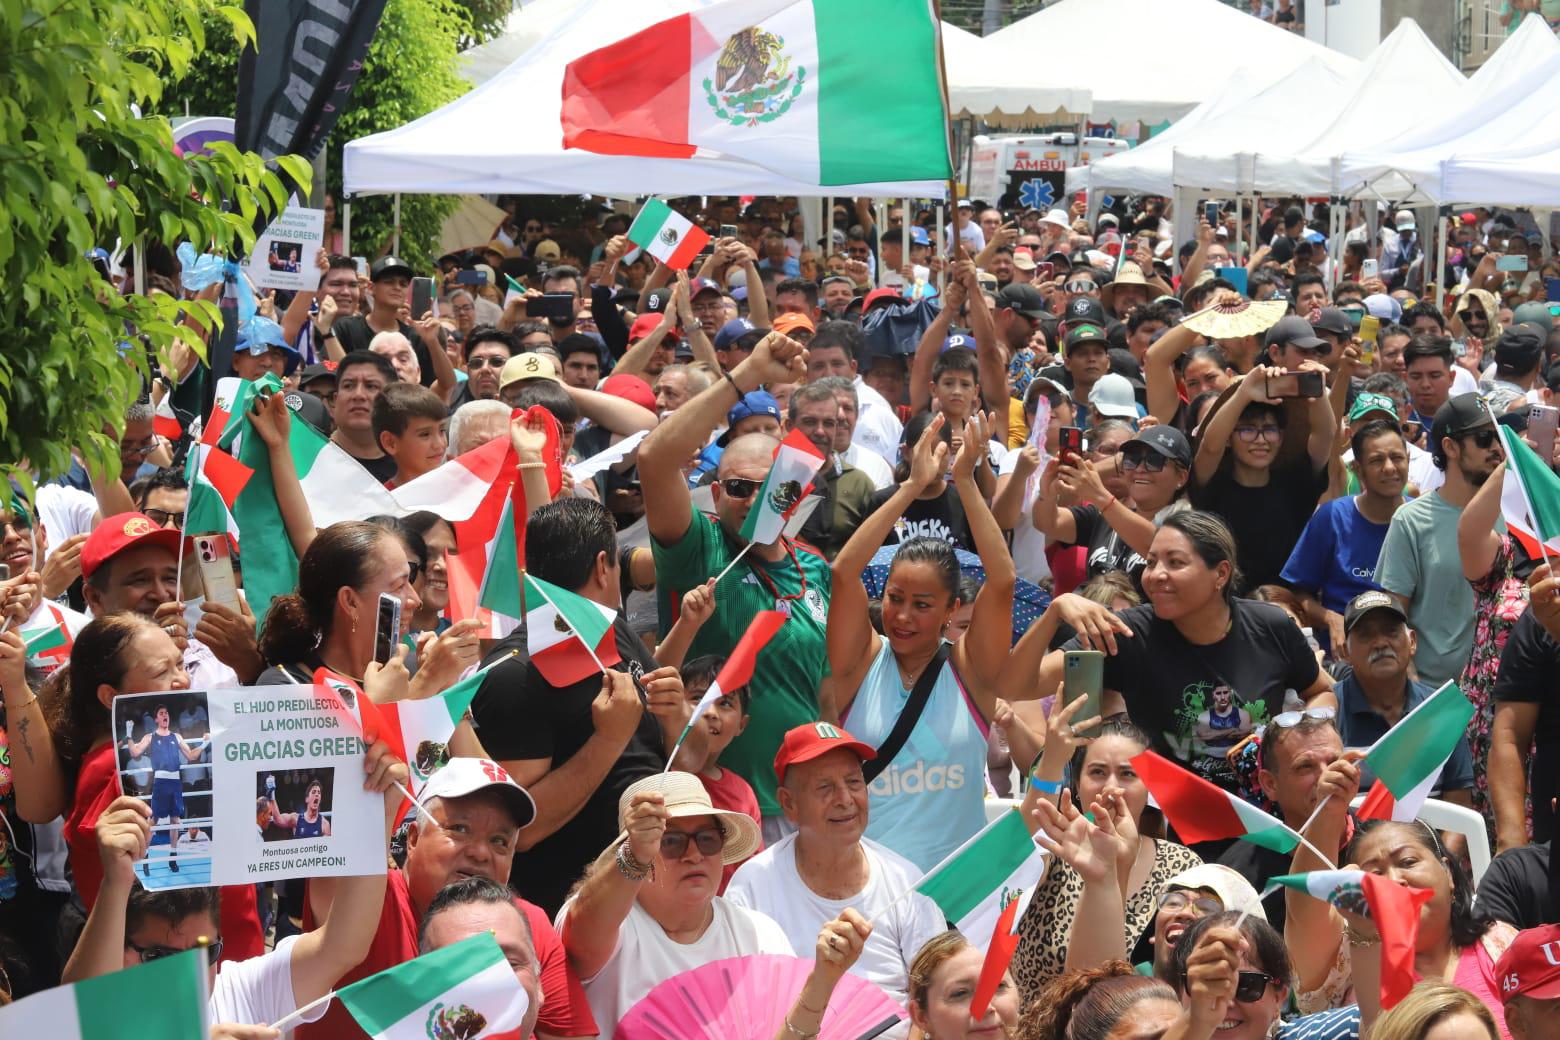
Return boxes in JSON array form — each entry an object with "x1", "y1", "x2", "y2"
[{"x1": 235, "y1": 0, "x2": 389, "y2": 161}]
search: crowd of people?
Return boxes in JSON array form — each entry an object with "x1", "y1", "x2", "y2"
[{"x1": 4, "y1": 188, "x2": 1560, "y2": 1040}]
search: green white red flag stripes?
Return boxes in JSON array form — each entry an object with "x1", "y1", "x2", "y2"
[
  {"x1": 970, "y1": 885, "x2": 1030, "y2": 1020},
  {"x1": 913, "y1": 809, "x2": 1049, "y2": 949},
  {"x1": 560, "y1": 0, "x2": 952, "y2": 186},
  {"x1": 522, "y1": 573, "x2": 621, "y2": 686},
  {"x1": 184, "y1": 441, "x2": 253, "y2": 536},
  {"x1": 1498, "y1": 424, "x2": 1560, "y2": 560},
  {"x1": 153, "y1": 393, "x2": 183, "y2": 441},
  {"x1": 1357, "y1": 681, "x2": 1474, "y2": 823},
  {"x1": 667, "y1": 610, "x2": 787, "y2": 767},
  {"x1": 626, "y1": 198, "x2": 710, "y2": 269},
  {"x1": 1132, "y1": 750, "x2": 1302, "y2": 853},
  {"x1": 739, "y1": 427, "x2": 828, "y2": 545},
  {"x1": 475, "y1": 493, "x2": 527, "y2": 638},
  {"x1": 387, "y1": 670, "x2": 487, "y2": 793},
  {"x1": 21, "y1": 604, "x2": 73, "y2": 662},
  {"x1": 337, "y1": 932, "x2": 529, "y2": 1040},
  {"x1": 1272, "y1": 870, "x2": 1431, "y2": 1009},
  {"x1": 0, "y1": 944, "x2": 208, "y2": 1039}
]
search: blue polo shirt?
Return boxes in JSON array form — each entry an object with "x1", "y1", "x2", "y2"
[
  {"x1": 1280, "y1": 496, "x2": 1390, "y2": 616},
  {"x1": 1333, "y1": 665, "x2": 1474, "y2": 794}
]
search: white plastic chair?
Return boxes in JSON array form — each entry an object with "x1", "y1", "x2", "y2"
[
  {"x1": 984, "y1": 797, "x2": 1023, "y2": 824},
  {"x1": 1348, "y1": 795, "x2": 1491, "y2": 884}
]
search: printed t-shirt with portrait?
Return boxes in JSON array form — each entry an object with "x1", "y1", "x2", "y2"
[
  {"x1": 652, "y1": 505, "x2": 831, "y2": 817},
  {"x1": 866, "y1": 483, "x2": 972, "y2": 551},
  {"x1": 1060, "y1": 600, "x2": 1320, "y2": 790}
]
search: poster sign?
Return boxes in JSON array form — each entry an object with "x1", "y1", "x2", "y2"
[
  {"x1": 112, "y1": 686, "x2": 383, "y2": 889},
  {"x1": 247, "y1": 206, "x2": 327, "y2": 292}
]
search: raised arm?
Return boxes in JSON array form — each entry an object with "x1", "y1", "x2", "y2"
[
  {"x1": 672, "y1": 269, "x2": 720, "y2": 371},
  {"x1": 1, "y1": 625, "x2": 71, "y2": 822},
  {"x1": 653, "y1": 582, "x2": 714, "y2": 670},
  {"x1": 1144, "y1": 314, "x2": 1206, "y2": 424},
  {"x1": 248, "y1": 391, "x2": 317, "y2": 559},
  {"x1": 991, "y1": 445, "x2": 1040, "y2": 531},
  {"x1": 1284, "y1": 752, "x2": 1360, "y2": 992},
  {"x1": 997, "y1": 594, "x2": 1132, "y2": 707},
  {"x1": 1193, "y1": 370, "x2": 1274, "y2": 486},
  {"x1": 1459, "y1": 461, "x2": 1505, "y2": 582},
  {"x1": 909, "y1": 274, "x2": 966, "y2": 414},
  {"x1": 638, "y1": 331, "x2": 807, "y2": 547},
  {"x1": 611, "y1": 300, "x2": 676, "y2": 382},
  {"x1": 567, "y1": 385, "x2": 657, "y2": 436},
  {"x1": 966, "y1": 268, "x2": 1008, "y2": 418},
  {"x1": 1178, "y1": 219, "x2": 1216, "y2": 299},
  {"x1": 562, "y1": 791, "x2": 666, "y2": 980},
  {"x1": 1030, "y1": 458, "x2": 1080, "y2": 545},
  {"x1": 1055, "y1": 457, "x2": 1156, "y2": 557},
  {"x1": 1299, "y1": 360, "x2": 1337, "y2": 471},
  {"x1": 62, "y1": 796, "x2": 152, "y2": 983},
  {"x1": 949, "y1": 414, "x2": 1015, "y2": 700},
  {"x1": 414, "y1": 315, "x2": 461, "y2": 404}
]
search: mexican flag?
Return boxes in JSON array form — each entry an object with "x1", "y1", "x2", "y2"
[
  {"x1": 153, "y1": 393, "x2": 183, "y2": 441},
  {"x1": 0, "y1": 945, "x2": 208, "y2": 1039},
  {"x1": 337, "y1": 932, "x2": 529, "y2": 1040},
  {"x1": 1132, "y1": 750, "x2": 1302, "y2": 853},
  {"x1": 560, "y1": 0, "x2": 953, "y2": 187},
  {"x1": 971, "y1": 884, "x2": 1031, "y2": 1021},
  {"x1": 385, "y1": 670, "x2": 487, "y2": 793},
  {"x1": 22, "y1": 604, "x2": 74, "y2": 663},
  {"x1": 913, "y1": 810, "x2": 1048, "y2": 951},
  {"x1": 1498, "y1": 425, "x2": 1560, "y2": 561},
  {"x1": 1272, "y1": 870, "x2": 1431, "y2": 1009},
  {"x1": 183, "y1": 442, "x2": 253, "y2": 535},
  {"x1": 669, "y1": 609, "x2": 787, "y2": 765},
  {"x1": 522, "y1": 573, "x2": 621, "y2": 687},
  {"x1": 1357, "y1": 681, "x2": 1474, "y2": 823},
  {"x1": 739, "y1": 428, "x2": 828, "y2": 546},
  {"x1": 626, "y1": 198, "x2": 710, "y2": 270}
]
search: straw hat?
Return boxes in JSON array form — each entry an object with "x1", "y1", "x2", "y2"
[
  {"x1": 614, "y1": 772, "x2": 762, "y2": 866},
  {"x1": 1100, "y1": 262, "x2": 1150, "y2": 311}
]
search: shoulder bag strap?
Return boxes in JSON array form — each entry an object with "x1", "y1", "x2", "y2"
[{"x1": 862, "y1": 642, "x2": 951, "y2": 783}]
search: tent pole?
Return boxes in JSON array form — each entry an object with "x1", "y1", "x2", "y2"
[
  {"x1": 342, "y1": 198, "x2": 352, "y2": 256},
  {"x1": 875, "y1": 200, "x2": 887, "y2": 287},
  {"x1": 392, "y1": 193, "x2": 402, "y2": 256},
  {"x1": 1436, "y1": 207, "x2": 1449, "y2": 310},
  {"x1": 903, "y1": 200, "x2": 911, "y2": 292},
  {"x1": 825, "y1": 200, "x2": 834, "y2": 271},
  {"x1": 936, "y1": 204, "x2": 946, "y2": 292},
  {"x1": 1234, "y1": 194, "x2": 1245, "y2": 265}
]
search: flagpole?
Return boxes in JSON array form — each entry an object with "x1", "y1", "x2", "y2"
[
  {"x1": 931, "y1": 5, "x2": 962, "y2": 263},
  {"x1": 1232, "y1": 881, "x2": 1283, "y2": 933},
  {"x1": 711, "y1": 541, "x2": 755, "y2": 586},
  {"x1": 269, "y1": 988, "x2": 338, "y2": 1033}
]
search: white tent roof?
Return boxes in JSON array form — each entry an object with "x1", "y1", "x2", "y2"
[
  {"x1": 945, "y1": 21, "x2": 1091, "y2": 124},
  {"x1": 1173, "y1": 20, "x2": 1464, "y2": 196},
  {"x1": 979, "y1": 0, "x2": 1356, "y2": 125},
  {"x1": 458, "y1": 0, "x2": 579, "y2": 86},
  {"x1": 345, "y1": 0, "x2": 949, "y2": 199},
  {"x1": 1333, "y1": 16, "x2": 1560, "y2": 203}
]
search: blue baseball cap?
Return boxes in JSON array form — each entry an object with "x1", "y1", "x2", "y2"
[
  {"x1": 715, "y1": 318, "x2": 756, "y2": 351},
  {"x1": 909, "y1": 226, "x2": 931, "y2": 247},
  {"x1": 718, "y1": 390, "x2": 782, "y2": 445},
  {"x1": 942, "y1": 332, "x2": 976, "y2": 353}
]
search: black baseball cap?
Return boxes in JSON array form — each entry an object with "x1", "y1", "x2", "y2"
[
  {"x1": 1430, "y1": 393, "x2": 1494, "y2": 462},
  {"x1": 1264, "y1": 315, "x2": 1327, "y2": 351},
  {"x1": 1311, "y1": 308, "x2": 1353, "y2": 337},
  {"x1": 995, "y1": 283, "x2": 1047, "y2": 321},
  {"x1": 298, "y1": 362, "x2": 337, "y2": 386},
  {"x1": 1065, "y1": 324, "x2": 1109, "y2": 353},
  {"x1": 1495, "y1": 325, "x2": 1546, "y2": 372},
  {"x1": 643, "y1": 288, "x2": 671, "y2": 313},
  {"x1": 1126, "y1": 425, "x2": 1192, "y2": 468},
  {"x1": 1343, "y1": 590, "x2": 1408, "y2": 636},
  {"x1": 1064, "y1": 296, "x2": 1108, "y2": 329},
  {"x1": 370, "y1": 256, "x2": 414, "y2": 282},
  {"x1": 282, "y1": 389, "x2": 330, "y2": 434},
  {"x1": 690, "y1": 277, "x2": 723, "y2": 298}
]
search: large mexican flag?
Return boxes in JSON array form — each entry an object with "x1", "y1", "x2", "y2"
[{"x1": 561, "y1": 0, "x2": 952, "y2": 186}]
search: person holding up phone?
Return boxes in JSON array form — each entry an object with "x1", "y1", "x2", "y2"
[{"x1": 1188, "y1": 363, "x2": 1334, "y2": 592}]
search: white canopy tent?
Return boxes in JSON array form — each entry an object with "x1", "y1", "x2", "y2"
[
  {"x1": 978, "y1": 0, "x2": 1356, "y2": 125},
  {"x1": 345, "y1": 0, "x2": 948, "y2": 199},
  {"x1": 1171, "y1": 20, "x2": 1464, "y2": 197},
  {"x1": 458, "y1": 0, "x2": 579, "y2": 86}
]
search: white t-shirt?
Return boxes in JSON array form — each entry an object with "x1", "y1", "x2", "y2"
[
  {"x1": 852, "y1": 378, "x2": 903, "y2": 469},
  {"x1": 844, "y1": 444, "x2": 895, "y2": 490},
  {"x1": 210, "y1": 935, "x2": 327, "y2": 1034},
  {"x1": 565, "y1": 897, "x2": 793, "y2": 1030},
  {"x1": 725, "y1": 834, "x2": 946, "y2": 1011},
  {"x1": 34, "y1": 483, "x2": 97, "y2": 560},
  {"x1": 997, "y1": 450, "x2": 1052, "y2": 584}
]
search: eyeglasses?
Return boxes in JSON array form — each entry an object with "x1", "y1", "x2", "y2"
[
  {"x1": 128, "y1": 938, "x2": 223, "y2": 966},
  {"x1": 120, "y1": 437, "x2": 159, "y2": 458},
  {"x1": 1234, "y1": 425, "x2": 1283, "y2": 442},
  {"x1": 720, "y1": 477, "x2": 763, "y2": 499},
  {"x1": 1159, "y1": 890, "x2": 1223, "y2": 916},
  {"x1": 1270, "y1": 706, "x2": 1336, "y2": 729},
  {"x1": 1462, "y1": 428, "x2": 1500, "y2": 450},
  {"x1": 1065, "y1": 281, "x2": 1097, "y2": 294},
  {"x1": 144, "y1": 509, "x2": 185, "y2": 528},
  {"x1": 1121, "y1": 449, "x2": 1170, "y2": 473},
  {"x1": 467, "y1": 356, "x2": 509, "y2": 369},
  {"x1": 659, "y1": 824, "x2": 725, "y2": 860},
  {"x1": 1234, "y1": 971, "x2": 1277, "y2": 1004}
]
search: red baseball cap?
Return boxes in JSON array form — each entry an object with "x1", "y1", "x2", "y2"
[
  {"x1": 600, "y1": 373, "x2": 656, "y2": 413},
  {"x1": 1495, "y1": 924, "x2": 1560, "y2": 1003},
  {"x1": 82, "y1": 512, "x2": 187, "y2": 581},
  {"x1": 773, "y1": 722, "x2": 877, "y2": 784},
  {"x1": 862, "y1": 287, "x2": 904, "y2": 312},
  {"x1": 629, "y1": 312, "x2": 669, "y2": 342}
]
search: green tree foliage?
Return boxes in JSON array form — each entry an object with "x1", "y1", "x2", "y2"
[
  {"x1": 158, "y1": 0, "x2": 472, "y2": 271},
  {"x1": 454, "y1": 0, "x2": 510, "y2": 47},
  {"x1": 0, "y1": 0, "x2": 307, "y2": 488}
]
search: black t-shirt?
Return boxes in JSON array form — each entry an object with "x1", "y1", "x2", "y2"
[
  {"x1": 1475, "y1": 841, "x2": 1555, "y2": 929},
  {"x1": 1068, "y1": 504, "x2": 1146, "y2": 588},
  {"x1": 867, "y1": 484, "x2": 971, "y2": 551},
  {"x1": 1493, "y1": 609, "x2": 1560, "y2": 843},
  {"x1": 355, "y1": 450, "x2": 399, "y2": 485},
  {"x1": 470, "y1": 615, "x2": 665, "y2": 916},
  {"x1": 1062, "y1": 600, "x2": 1320, "y2": 791},
  {"x1": 1189, "y1": 460, "x2": 1328, "y2": 592},
  {"x1": 331, "y1": 315, "x2": 436, "y2": 388}
]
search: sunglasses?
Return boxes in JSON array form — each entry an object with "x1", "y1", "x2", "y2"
[
  {"x1": 1159, "y1": 890, "x2": 1223, "y2": 916},
  {"x1": 1270, "y1": 706, "x2": 1335, "y2": 729},
  {"x1": 720, "y1": 477, "x2": 763, "y2": 499},
  {"x1": 1065, "y1": 281, "x2": 1097, "y2": 294},
  {"x1": 659, "y1": 824, "x2": 725, "y2": 860},
  {"x1": 1462, "y1": 428, "x2": 1500, "y2": 450},
  {"x1": 143, "y1": 509, "x2": 185, "y2": 528},
  {"x1": 407, "y1": 561, "x2": 424, "y2": 584},
  {"x1": 1234, "y1": 971, "x2": 1277, "y2": 1004},
  {"x1": 128, "y1": 938, "x2": 223, "y2": 966},
  {"x1": 1121, "y1": 449, "x2": 1170, "y2": 473},
  {"x1": 467, "y1": 356, "x2": 508, "y2": 369}
]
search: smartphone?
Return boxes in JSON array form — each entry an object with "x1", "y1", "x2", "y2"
[
  {"x1": 410, "y1": 276, "x2": 435, "y2": 320},
  {"x1": 720, "y1": 224, "x2": 739, "y2": 240},
  {"x1": 1531, "y1": 405, "x2": 1559, "y2": 464},
  {"x1": 525, "y1": 293, "x2": 576, "y2": 320},
  {"x1": 1361, "y1": 258, "x2": 1379, "y2": 280},
  {"x1": 1205, "y1": 202, "x2": 1220, "y2": 226},
  {"x1": 1035, "y1": 262, "x2": 1055, "y2": 281},
  {"x1": 373, "y1": 592, "x2": 401, "y2": 667},
  {"x1": 193, "y1": 535, "x2": 240, "y2": 613},
  {"x1": 1496, "y1": 254, "x2": 1529, "y2": 272},
  {"x1": 1062, "y1": 650, "x2": 1106, "y2": 736},
  {"x1": 353, "y1": 256, "x2": 369, "y2": 278},
  {"x1": 1545, "y1": 278, "x2": 1560, "y2": 303},
  {"x1": 1264, "y1": 370, "x2": 1325, "y2": 398},
  {"x1": 454, "y1": 269, "x2": 489, "y2": 286},
  {"x1": 1058, "y1": 426, "x2": 1084, "y2": 463}
]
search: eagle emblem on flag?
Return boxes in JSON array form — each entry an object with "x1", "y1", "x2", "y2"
[
  {"x1": 425, "y1": 1002, "x2": 487, "y2": 1040},
  {"x1": 659, "y1": 226, "x2": 680, "y2": 247},
  {"x1": 768, "y1": 479, "x2": 803, "y2": 515},
  {"x1": 704, "y1": 26, "x2": 805, "y2": 127}
]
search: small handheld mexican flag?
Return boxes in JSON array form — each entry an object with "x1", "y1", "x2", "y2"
[
  {"x1": 667, "y1": 609, "x2": 787, "y2": 768},
  {"x1": 1272, "y1": 870, "x2": 1431, "y2": 1009},
  {"x1": 21, "y1": 604, "x2": 74, "y2": 663},
  {"x1": 739, "y1": 428, "x2": 828, "y2": 546},
  {"x1": 0, "y1": 944, "x2": 208, "y2": 1039},
  {"x1": 372, "y1": 668, "x2": 490, "y2": 793},
  {"x1": 1356, "y1": 680, "x2": 1475, "y2": 823},
  {"x1": 1497, "y1": 424, "x2": 1560, "y2": 561},
  {"x1": 523, "y1": 573, "x2": 621, "y2": 687},
  {"x1": 1132, "y1": 750, "x2": 1303, "y2": 854},
  {"x1": 183, "y1": 441, "x2": 253, "y2": 535},
  {"x1": 626, "y1": 198, "x2": 710, "y2": 270},
  {"x1": 337, "y1": 932, "x2": 529, "y2": 1040},
  {"x1": 913, "y1": 809, "x2": 1049, "y2": 956}
]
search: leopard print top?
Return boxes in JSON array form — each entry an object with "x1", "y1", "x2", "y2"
[{"x1": 1010, "y1": 838, "x2": 1203, "y2": 1005}]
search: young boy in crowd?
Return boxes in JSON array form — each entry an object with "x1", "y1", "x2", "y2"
[
  {"x1": 930, "y1": 348, "x2": 998, "y2": 497},
  {"x1": 371, "y1": 382, "x2": 448, "y2": 486}
]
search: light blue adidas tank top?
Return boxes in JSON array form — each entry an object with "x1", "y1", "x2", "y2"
[{"x1": 845, "y1": 641, "x2": 989, "y2": 871}]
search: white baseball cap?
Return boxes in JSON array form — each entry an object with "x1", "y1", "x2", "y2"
[
  {"x1": 1165, "y1": 864, "x2": 1264, "y2": 917},
  {"x1": 420, "y1": 758, "x2": 536, "y2": 829},
  {"x1": 1088, "y1": 373, "x2": 1140, "y2": 420}
]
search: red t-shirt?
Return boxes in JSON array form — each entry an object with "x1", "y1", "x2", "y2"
[
  {"x1": 699, "y1": 767, "x2": 764, "y2": 894},
  {"x1": 298, "y1": 870, "x2": 597, "y2": 1040},
  {"x1": 65, "y1": 742, "x2": 264, "y2": 963}
]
